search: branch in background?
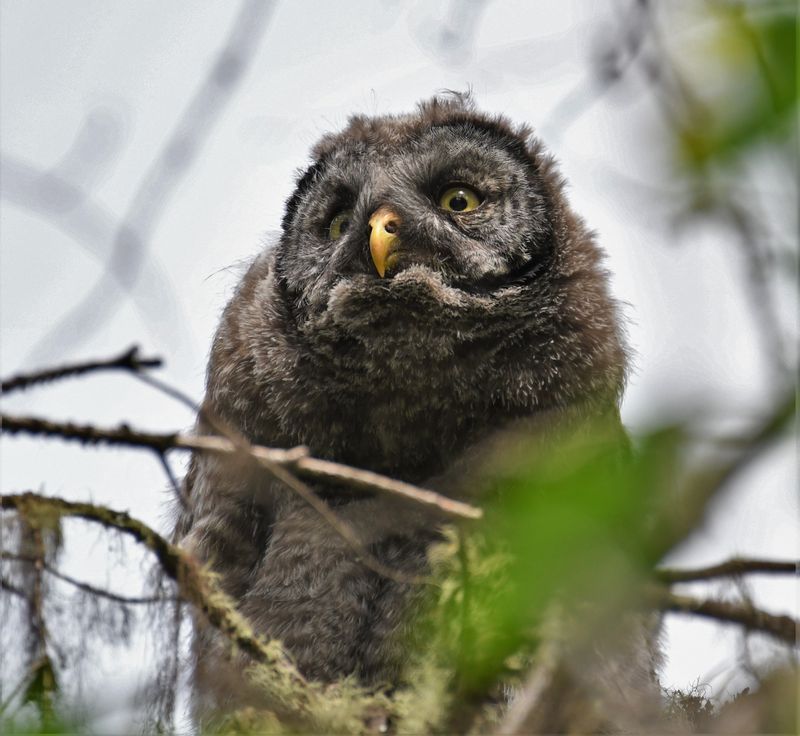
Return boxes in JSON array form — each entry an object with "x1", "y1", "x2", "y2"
[
  {"x1": 0, "y1": 413, "x2": 483, "y2": 521},
  {"x1": 0, "y1": 153, "x2": 193, "y2": 354},
  {"x1": 657, "y1": 558, "x2": 798, "y2": 584},
  {"x1": 655, "y1": 393, "x2": 794, "y2": 557},
  {"x1": 722, "y1": 200, "x2": 790, "y2": 377},
  {"x1": 653, "y1": 588, "x2": 798, "y2": 646},
  {"x1": 1, "y1": 346, "x2": 161, "y2": 395},
  {"x1": 0, "y1": 492, "x2": 311, "y2": 698},
  {"x1": 1, "y1": 551, "x2": 177, "y2": 606},
  {"x1": 24, "y1": 0, "x2": 277, "y2": 366}
]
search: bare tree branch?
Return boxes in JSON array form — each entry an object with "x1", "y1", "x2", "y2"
[
  {"x1": 723, "y1": 200, "x2": 790, "y2": 376},
  {"x1": 250, "y1": 457, "x2": 433, "y2": 586},
  {"x1": 1, "y1": 344, "x2": 441, "y2": 582},
  {"x1": 657, "y1": 558, "x2": 798, "y2": 584},
  {"x1": 654, "y1": 588, "x2": 798, "y2": 646},
  {"x1": 132, "y1": 369, "x2": 201, "y2": 414},
  {"x1": 154, "y1": 449, "x2": 188, "y2": 510},
  {"x1": 0, "y1": 412, "x2": 483, "y2": 521},
  {"x1": 1, "y1": 345, "x2": 161, "y2": 395}
]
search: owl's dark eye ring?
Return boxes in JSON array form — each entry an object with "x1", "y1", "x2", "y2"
[
  {"x1": 328, "y1": 210, "x2": 353, "y2": 240},
  {"x1": 438, "y1": 184, "x2": 482, "y2": 213}
]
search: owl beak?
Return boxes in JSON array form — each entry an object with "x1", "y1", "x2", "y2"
[{"x1": 368, "y1": 206, "x2": 401, "y2": 278}]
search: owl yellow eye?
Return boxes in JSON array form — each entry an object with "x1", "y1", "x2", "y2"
[
  {"x1": 438, "y1": 185, "x2": 481, "y2": 213},
  {"x1": 329, "y1": 210, "x2": 353, "y2": 240}
]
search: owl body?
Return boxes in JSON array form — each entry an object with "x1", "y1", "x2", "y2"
[{"x1": 179, "y1": 94, "x2": 627, "y2": 703}]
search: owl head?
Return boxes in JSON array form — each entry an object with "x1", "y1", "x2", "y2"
[
  {"x1": 271, "y1": 92, "x2": 624, "y2": 393},
  {"x1": 277, "y1": 93, "x2": 558, "y2": 311}
]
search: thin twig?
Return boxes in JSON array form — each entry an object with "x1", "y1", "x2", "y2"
[
  {"x1": 0, "y1": 412, "x2": 483, "y2": 521},
  {"x1": 1, "y1": 346, "x2": 161, "y2": 395},
  {"x1": 131, "y1": 370, "x2": 200, "y2": 414},
  {"x1": 657, "y1": 558, "x2": 798, "y2": 584},
  {"x1": 653, "y1": 588, "x2": 798, "y2": 646},
  {"x1": 723, "y1": 201, "x2": 790, "y2": 376},
  {"x1": 154, "y1": 450, "x2": 188, "y2": 511},
  {"x1": 296, "y1": 456, "x2": 482, "y2": 520},
  {"x1": 1, "y1": 551, "x2": 177, "y2": 606}
]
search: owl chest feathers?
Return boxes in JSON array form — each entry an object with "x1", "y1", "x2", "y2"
[{"x1": 207, "y1": 255, "x2": 606, "y2": 481}]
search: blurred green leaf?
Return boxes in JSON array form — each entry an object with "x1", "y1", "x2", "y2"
[
  {"x1": 678, "y1": 4, "x2": 797, "y2": 170},
  {"x1": 429, "y1": 420, "x2": 683, "y2": 694}
]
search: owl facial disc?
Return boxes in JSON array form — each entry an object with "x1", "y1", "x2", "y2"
[{"x1": 368, "y1": 206, "x2": 401, "y2": 277}]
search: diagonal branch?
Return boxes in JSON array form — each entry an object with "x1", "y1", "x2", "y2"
[
  {"x1": 1, "y1": 346, "x2": 161, "y2": 395},
  {"x1": 656, "y1": 558, "x2": 798, "y2": 584},
  {"x1": 0, "y1": 412, "x2": 483, "y2": 521},
  {"x1": 251, "y1": 458, "x2": 432, "y2": 586},
  {"x1": 653, "y1": 587, "x2": 798, "y2": 646}
]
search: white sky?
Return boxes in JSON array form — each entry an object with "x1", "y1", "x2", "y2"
[{"x1": 1, "y1": 1, "x2": 797, "y2": 730}]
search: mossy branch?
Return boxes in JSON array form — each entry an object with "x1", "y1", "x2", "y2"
[{"x1": 1, "y1": 492, "x2": 309, "y2": 694}]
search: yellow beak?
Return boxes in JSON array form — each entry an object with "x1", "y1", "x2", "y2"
[{"x1": 368, "y1": 206, "x2": 401, "y2": 277}]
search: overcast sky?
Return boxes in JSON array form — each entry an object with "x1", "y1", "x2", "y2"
[{"x1": 1, "y1": 1, "x2": 796, "y2": 729}]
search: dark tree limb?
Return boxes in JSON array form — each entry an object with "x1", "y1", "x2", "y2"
[
  {"x1": 654, "y1": 588, "x2": 798, "y2": 646},
  {"x1": 1, "y1": 346, "x2": 161, "y2": 395},
  {"x1": 657, "y1": 558, "x2": 798, "y2": 584}
]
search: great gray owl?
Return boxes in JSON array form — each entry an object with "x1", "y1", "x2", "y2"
[{"x1": 177, "y1": 93, "x2": 628, "y2": 713}]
